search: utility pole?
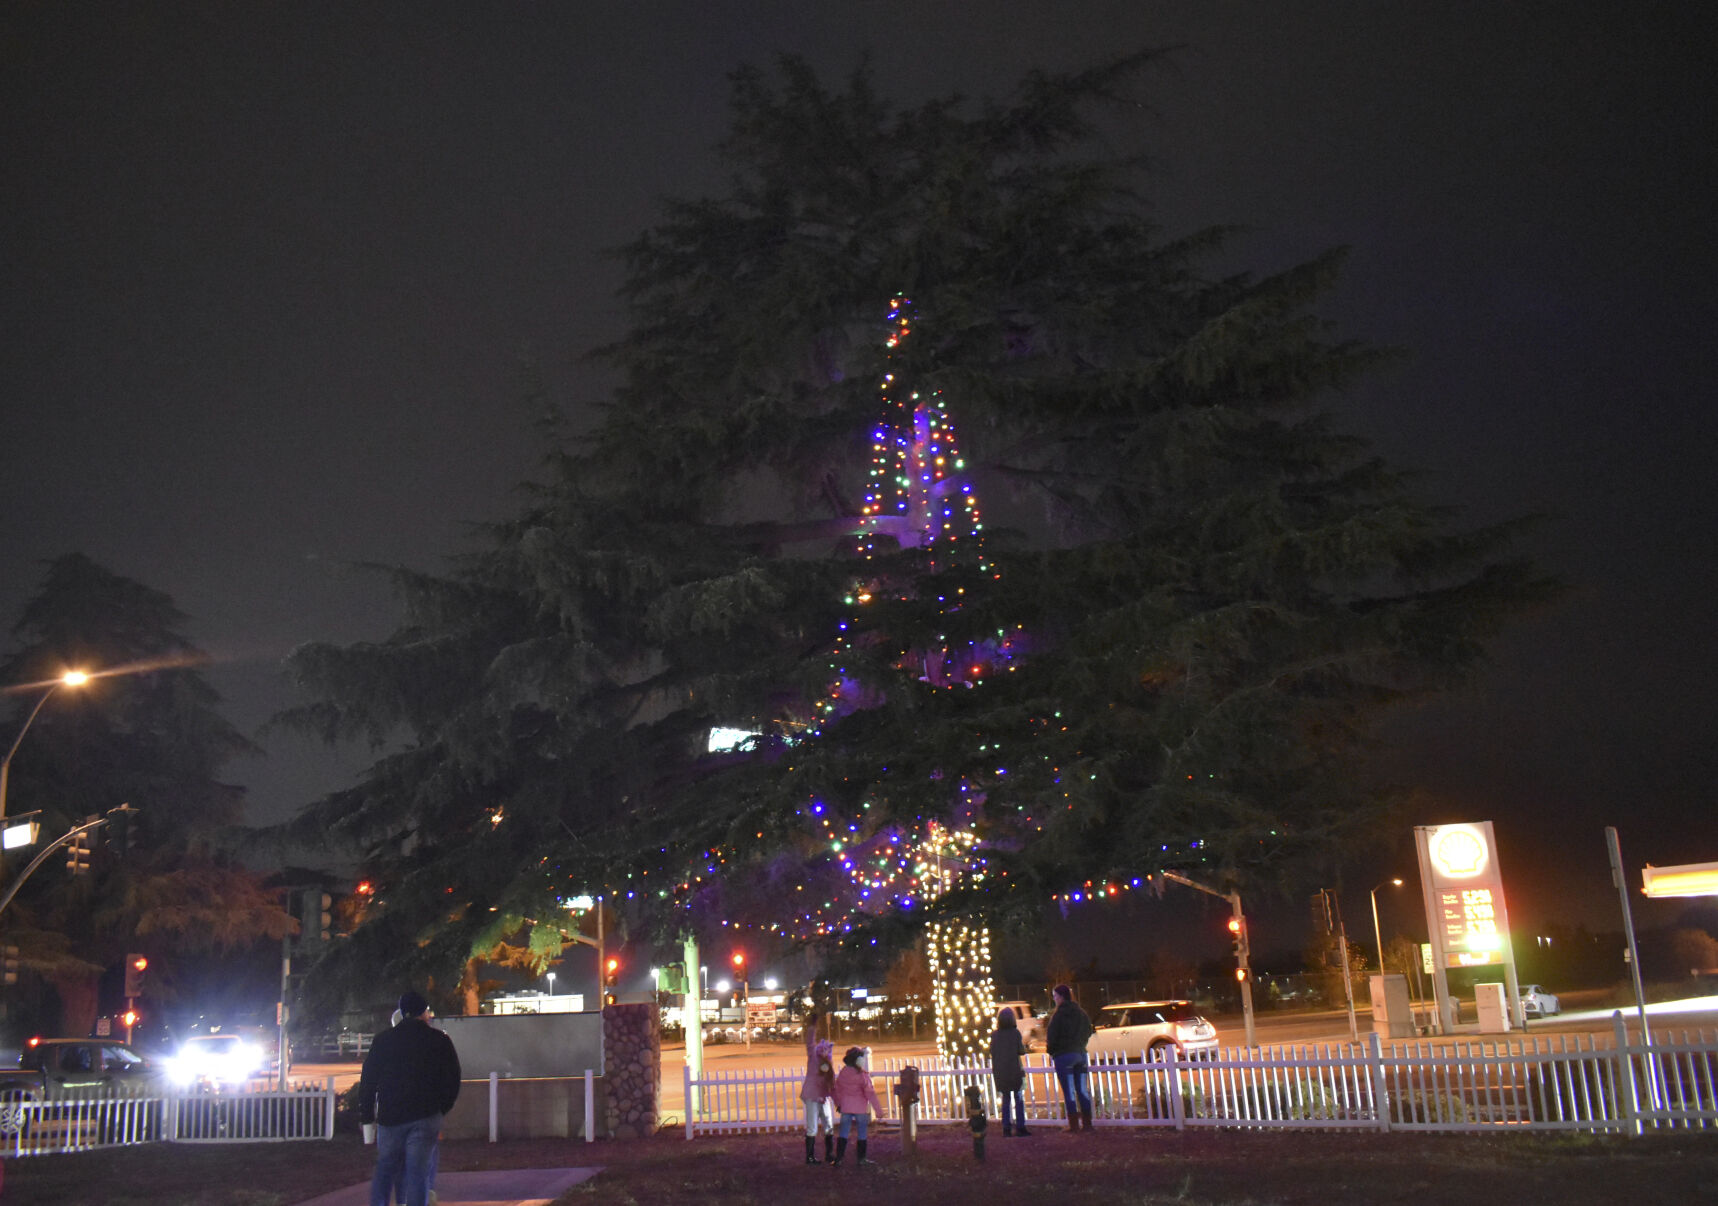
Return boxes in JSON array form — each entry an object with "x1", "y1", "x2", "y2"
[
  {"x1": 1159, "y1": 871, "x2": 1256, "y2": 1048},
  {"x1": 1316, "y1": 889, "x2": 1359, "y2": 1042}
]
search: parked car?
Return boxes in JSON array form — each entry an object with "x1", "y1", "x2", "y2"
[
  {"x1": 1087, "y1": 1000, "x2": 1219, "y2": 1060},
  {"x1": 994, "y1": 1000, "x2": 1047, "y2": 1049},
  {"x1": 0, "y1": 1037, "x2": 162, "y2": 1100},
  {"x1": 1518, "y1": 985, "x2": 1562, "y2": 1017}
]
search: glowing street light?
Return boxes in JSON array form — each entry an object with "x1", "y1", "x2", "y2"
[
  {"x1": 1, "y1": 670, "x2": 91, "y2": 826},
  {"x1": 545, "y1": 971, "x2": 556, "y2": 996}
]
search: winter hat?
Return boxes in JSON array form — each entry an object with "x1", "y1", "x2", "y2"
[
  {"x1": 815, "y1": 1040, "x2": 835, "y2": 1061},
  {"x1": 843, "y1": 1046, "x2": 865, "y2": 1068},
  {"x1": 398, "y1": 990, "x2": 430, "y2": 1018}
]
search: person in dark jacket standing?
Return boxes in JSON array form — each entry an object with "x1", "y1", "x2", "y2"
[
  {"x1": 358, "y1": 991, "x2": 462, "y2": 1206},
  {"x1": 989, "y1": 1007, "x2": 1032, "y2": 1137},
  {"x1": 1044, "y1": 983, "x2": 1094, "y2": 1131}
]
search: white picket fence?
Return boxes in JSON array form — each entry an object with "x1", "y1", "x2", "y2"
[
  {"x1": 685, "y1": 1018, "x2": 1718, "y2": 1138},
  {"x1": 0, "y1": 1079, "x2": 337, "y2": 1157}
]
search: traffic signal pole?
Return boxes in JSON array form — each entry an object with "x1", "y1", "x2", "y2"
[
  {"x1": 0, "y1": 814, "x2": 113, "y2": 919},
  {"x1": 1158, "y1": 871, "x2": 1257, "y2": 1048}
]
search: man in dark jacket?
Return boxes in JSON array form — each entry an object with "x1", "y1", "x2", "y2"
[
  {"x1": 358, "y1": 990, "x2": 461, "y2": 1206},
  {"x1": 1044, "y1": 983, "x2": 1094, "y2": 1131}
]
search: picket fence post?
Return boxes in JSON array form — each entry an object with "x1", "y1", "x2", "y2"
[{"x1": 1368, "y1": 1031, "x2": 1390, "y2": 1133}]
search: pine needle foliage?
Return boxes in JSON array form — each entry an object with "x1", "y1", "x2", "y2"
[{"x1": 274, "y1": 54, "x2": 1558, "y2": 1009}]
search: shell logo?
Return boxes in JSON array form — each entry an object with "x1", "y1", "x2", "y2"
[{"x1": 1431, "y1": 825, "x2": 1489, "y2": 878}]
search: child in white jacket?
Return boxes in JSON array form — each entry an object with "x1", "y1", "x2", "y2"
[{"x1": 798, "y1": 1011, "x2": 837, "y2": 1164}]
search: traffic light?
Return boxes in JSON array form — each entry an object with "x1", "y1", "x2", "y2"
[
  {"x1": 1227, "y1": 915, "x2": 1249, "y2": 959},
  {"x1": 106, "y1": 803, "x2": 138, "y2": 854},
  {"x1": 65, "y1": 829, "x2": 91, "y2": 875},
  {"x1": 731, "y1": 952, "x2": 745, "y2": 972},
  {"x1": 120, "y1": 1008, "x2": 139, "y2": 1029},
  {"x1": 2, "y1": 944, "x2": 18, "y2": 986},
  {"x1": 604, "y1": 956, "x2": 620, "y2": 1005},
  {"x1": 298, "y1": 888, "x2": 333, "y2": 943},
  {"x1": 124, "y1": 954, "x2": 148, "y2": 997}
]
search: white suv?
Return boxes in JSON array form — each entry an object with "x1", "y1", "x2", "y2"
[
  {"x1": 994, "y1": 1000, "x2": 1046, "y2": 1049},
  {"x1": 1088, "y1": 1000, "x2": 1219, "y2": 1060}
]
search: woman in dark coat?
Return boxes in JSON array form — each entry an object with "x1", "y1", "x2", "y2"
[{"x1": 989, "y1": 1006, "x2": 1032, "y2": 1137}]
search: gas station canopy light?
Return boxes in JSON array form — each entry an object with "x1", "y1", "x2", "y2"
[{"x1": 1642, "y1": 861, "x2": 1718, "y2": 899}]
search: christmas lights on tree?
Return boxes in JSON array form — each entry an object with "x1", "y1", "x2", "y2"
[{"x1": 839, "y1": 300, "x2": 1004, "y2": 1063}]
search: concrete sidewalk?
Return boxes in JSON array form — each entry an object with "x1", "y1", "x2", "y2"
[{"x1": 290, "y1": 1166, "x2": 601, "y2": 1206}]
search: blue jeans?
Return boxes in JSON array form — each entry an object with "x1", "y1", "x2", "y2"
[
  {"x1": 837, "y1": 1111, "x2": 869, "y2": 1141},
  {"x1": 1052, "y1": 1052, "x2": 1090, "y2": 1117},
  {"x1": 372, "y1": 1112, "x2": 442, "y2": 1206},
  {"x1": 999, "y1": 1087, "x2": 1026, "y2": 1130}
]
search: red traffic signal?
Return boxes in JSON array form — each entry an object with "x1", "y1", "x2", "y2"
[
  {"x1": 1226, "y1": 917, "x2": 1242, "y2": 935},
  {"x1": 121, "y1": 1008, "x2": 140, "y2": 1028},
  {"x1": 731, "y1": 952, "x2": 745, "y2": 969}
]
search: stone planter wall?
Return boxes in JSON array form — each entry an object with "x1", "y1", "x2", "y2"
[{"x1": 601, "y1": 1004, "x2": 660, "y2": 1138}]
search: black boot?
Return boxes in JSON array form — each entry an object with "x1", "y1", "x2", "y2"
[
  {"x1": 832, "y1": 1137, "x2": 847, "y2": 1166},
  {"x1": 805, "y1": 1135, "x2": 819, "y2": 1165},
  {"x1": 823, "y1": 1133, "x2": 835, "y2": 1164},
  {"x1": 1002, "y1": 1123, "x2": 1013, "y2": 1138},
  {"x1": 855, "y1": 1139, "x2": 871, "y2": 1166}
]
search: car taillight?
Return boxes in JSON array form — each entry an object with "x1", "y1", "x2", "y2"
[{"x1": 27, "y1": 1036, "x2": 40, "y2": 1048}]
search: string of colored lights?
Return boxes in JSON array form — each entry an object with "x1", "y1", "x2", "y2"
[{"x1": 835, "y1": 299, "x2": 1001, "y2": 1061}]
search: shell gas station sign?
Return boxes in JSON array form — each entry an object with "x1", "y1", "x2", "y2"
[
  {"x1": 1422, "y1": 823, "x2": 1509, "y2": 968},
  {"x1": 1415, "y1": 821, "x2": 1524, "y2": 1031}
]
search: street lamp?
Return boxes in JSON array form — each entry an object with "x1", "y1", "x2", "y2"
[
  {"x1": 545, "y1": 971, "x2": 556, "y2": 996},
  {"x1": 1, "y1": 670, "x2": 90, "y2": 824},
  {"x1": 1371, "y1": 878, "x2": 1405, "y2": 973}
]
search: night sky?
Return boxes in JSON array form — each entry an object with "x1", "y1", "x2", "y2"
[{"x1": 3, "y1": 3, "x2": 1714, "y2": 961}]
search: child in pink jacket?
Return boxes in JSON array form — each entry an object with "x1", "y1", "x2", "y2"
[
  {"x1": 798, "y1": 1011, "x2": 837, "y2": 1164},
  {"x1": 830, "y1": 1046, "x2": 884, "y2": 1167}
]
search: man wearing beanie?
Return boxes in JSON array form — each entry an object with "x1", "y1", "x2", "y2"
[{"x1": 357, "y1": 990, "x2": 462, "y2": 1206}]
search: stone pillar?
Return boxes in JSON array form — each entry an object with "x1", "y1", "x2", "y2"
[{"x1": 601, "y1": 1003, "x2": 661, "y2": 1138}]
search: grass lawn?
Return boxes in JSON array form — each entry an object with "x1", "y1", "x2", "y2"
[{"x1": 6, "y1": 1124, "x2": 1717, "y2": 1205}]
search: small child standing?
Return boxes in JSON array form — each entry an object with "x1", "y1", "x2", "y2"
[
  {"x1": 964, "y1": 1085, "x2": 988, "y2": 1161},
  {"x1": 831, "y1": 1046, "x2": 885, "y2": 1167},
  {"x1": 798, "y1": 1011, "x2": 837, "y2": 1165}
]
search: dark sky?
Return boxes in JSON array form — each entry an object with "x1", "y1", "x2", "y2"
[{"x1": 3, "y1": 2, "x2": 1714, "y2": 957}]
